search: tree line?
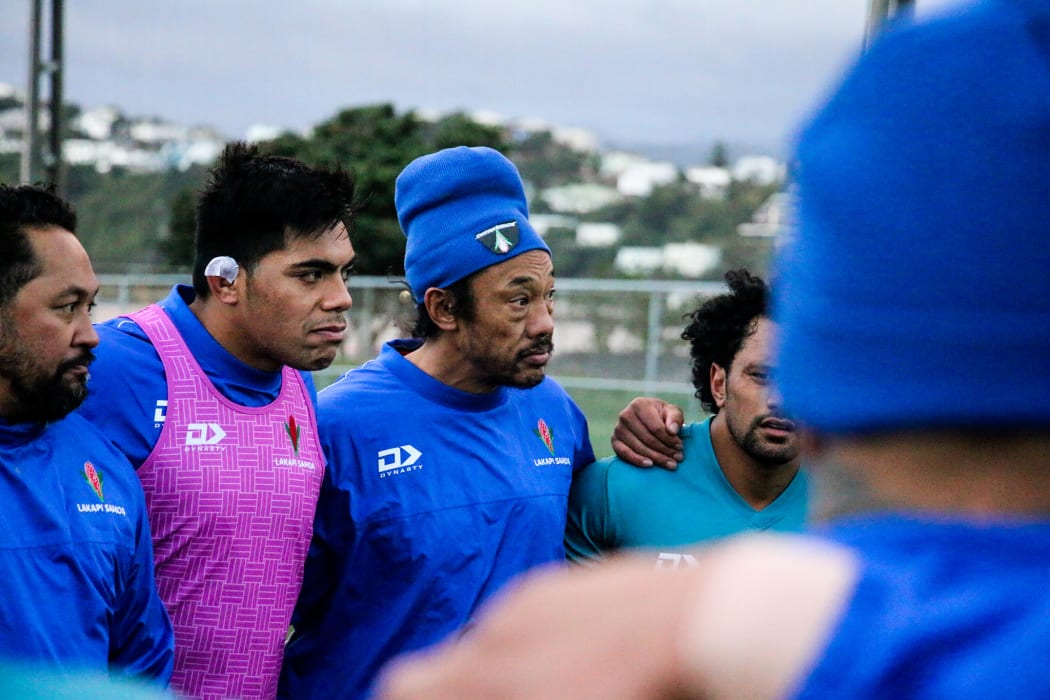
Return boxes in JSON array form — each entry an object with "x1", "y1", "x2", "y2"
[{"x1": 0, "y1": 104, "x2": 780, "y2": 278}]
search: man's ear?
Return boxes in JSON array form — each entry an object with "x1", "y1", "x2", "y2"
[
  {"x1": 205, "y1": 273, "x2": 241, "y2": 305},
  {"x1": 710, "y1": 362, "x2": 727, "y2": 409},
  {"x1": 423, "y1": 288, "x2": 458, "y2": 332}
]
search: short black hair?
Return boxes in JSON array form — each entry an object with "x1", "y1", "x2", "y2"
[
  {"x1": 0, "y1": 183, "x2": 77, "y2": 307},
  {"x1": 192, "y1": 141, "x2": 360, "y2": 298},
  {"x1": 681, "y1": 268, "x2": 769, "y2": 414}
]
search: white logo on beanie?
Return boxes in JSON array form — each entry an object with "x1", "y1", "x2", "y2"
[{"x1": 475, "y1": 221, "x2": 519, "y2": 255}]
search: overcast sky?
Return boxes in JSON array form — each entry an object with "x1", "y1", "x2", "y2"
[{"x1": 2, "y1": 0, "x2": 966, "y2": 155}]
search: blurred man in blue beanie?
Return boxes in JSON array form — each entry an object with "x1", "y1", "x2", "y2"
[
  {"x1": 281, "y1": 146, "x2": 595, "y2": 699},
  {"x1": 375, "y1": 2, "x2": 1050, "y2": 698}
]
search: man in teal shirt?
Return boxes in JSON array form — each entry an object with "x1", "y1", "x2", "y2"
[{"x1": 566, "y1": 269, "x2": 807, "y2": 565}]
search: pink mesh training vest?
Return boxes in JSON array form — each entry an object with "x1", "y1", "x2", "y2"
[{"x1": 130, "y1": 305, "x2": 324, "y2": 700}]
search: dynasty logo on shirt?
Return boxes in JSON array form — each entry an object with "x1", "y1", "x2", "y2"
[
  {"x1": 185, "y1": 423, "x2": 227, "y2": 447},
  {"x1": 656, "y1": 552, "x2": 699, "y2": 569},
  {"x1": 153, "y1": 399, "x2": 167, "y2": 427},
  {"x1": 378, "y1": 444, "x2": 423, "y2": 478}
]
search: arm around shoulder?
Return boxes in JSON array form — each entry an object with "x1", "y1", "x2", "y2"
[
  {"x1": 109, "y1": 467, "x2": 175, "y2": 683},
  {"x1": 611, "y1": 397, "x2": 685, "y2": 470}
]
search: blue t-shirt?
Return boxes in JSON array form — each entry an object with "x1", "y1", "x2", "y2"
[
  {"x1": 79, "y1": 285, "x2": 317, "y2": 467},
  {"x1": 0, "y1": 414, "x2": 173, "y2": 680},
  {"x1": 792, "y1": 514, "x2": 1050, "y2": 699},
  {"x1": 280, "y1": 340, "x2": 595, "y2": 699},
  {"x1": 565, "y1": 417, "x2": 808, "y2": 565}
]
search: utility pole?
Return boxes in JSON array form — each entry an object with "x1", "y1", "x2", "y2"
[
  {"x1": 864, "y1": 0, "x2": 916, "y2": 50},
  {"x1": 21, "y1": 0, "x2": 65, "y2": 190}
]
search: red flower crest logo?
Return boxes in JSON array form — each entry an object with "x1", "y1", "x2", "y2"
[
  {"x1": 82, "y1": 461, "x2": 104, "y2": 502},
  {"x1": 534, "y1": 419, "x2": 555, "y2": 456},
  {"x1": 285, "y1": 416, "x2": 301, "y2": 455}
]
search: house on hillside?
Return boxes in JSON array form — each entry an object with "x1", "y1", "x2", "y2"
[
  {"x1": 616, "y1": 161, "x2": 678, "y2": 197},
  {"x1": 663, "y1": 242, "x2": 721, "y2": 277},
  {"x1": 551, "y1": 126, "x2": 599, "y2": 152},
  {"x1": 731, "y1": 155, "x2": 785, "y2": 185},
  {"x1": 614, "y1": 247, "x2": 664, "y2": 275},
  {"x1": 615, "y1": 242, "x2": 721, "y2": 278},
  {"x1": 685, "y1": 165, "x2": 731, "y2": 199},
  {"x1": 530, "y1": 213, "x2": 578, "y2": 236},
  {"x1": 539, "y1": 183, "x2": 621, "y2": 214},
  {"x1": 74, "y1": 106, "x2": 122, "y2": 140},
  {"x1": 576, "y1": 222, "x2": 621, "y2": 247},
  {"x1": 64, "y1": 139, "x2": 165, "y2": 173},
  {"x1": 599, "y1": 150, "x2": 652, "y2": 180},
  {"x1": 737, "y1": 191, "x2": 794, "y2": 239}
]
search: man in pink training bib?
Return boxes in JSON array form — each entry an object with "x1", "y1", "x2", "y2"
[{"x1": 79, "y1": 143, "x2": 359, "y2": 699}]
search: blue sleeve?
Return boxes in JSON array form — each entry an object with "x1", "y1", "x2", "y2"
[
  {"x1": 80, "y1": 319, "x2": 167, "y2": 468},
  {"x1": 109, "y1": 462, "x2": 174, "y2": 683},
  {"x1": 290, "y1": 392, "x2": 353, "y2": 631},
  {"x1": 564, "y1": 457, "x2": 616, "y2": 564},
  {"x1": 569, "y1": 396, "x2": 596, "y2": 470},
  {"x1": 543, "y1": 379, "x2": 594, "y2": 470},
  {"x1": 302, "y1": 371, "x2": 319, "y2": 408}
]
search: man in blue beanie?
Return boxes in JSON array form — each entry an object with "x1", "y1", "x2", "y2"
[
  {"x1": 374, "y1": 1, "x2": 1050, "y2": 698},
  {"x1": 280, "y1": 146, "x2": 596, "y2": 699}
]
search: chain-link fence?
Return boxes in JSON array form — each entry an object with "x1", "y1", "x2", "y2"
[{"x1": 98, "y1": 273, "x2": 724, "y2": 392}]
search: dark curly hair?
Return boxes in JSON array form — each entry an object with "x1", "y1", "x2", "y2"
[{"x1": 681, "y1": 268, "x2": 769, "y2": 414}]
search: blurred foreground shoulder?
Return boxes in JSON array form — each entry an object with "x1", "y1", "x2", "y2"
[{"x1": 376, "y1": 534, "x2": 859, "y2": 700}]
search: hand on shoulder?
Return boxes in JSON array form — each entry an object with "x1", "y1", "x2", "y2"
[{"x1": 611, "y1": 397, "x2": 685, "y2": 470}]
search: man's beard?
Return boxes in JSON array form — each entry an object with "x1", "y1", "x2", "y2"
[
  {"x1": 0, "y1": 346, "x2": 95, "y2": 423},
  {"x1": 731, "y1": 415, "x2": 799, "y2": 468},
  {"x1": 499, "y1": 337, "x2": 555, "y2": 389}
]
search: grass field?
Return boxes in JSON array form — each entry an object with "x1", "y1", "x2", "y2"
[
  {"x1": 562, "y1": 388, "x2": 642, "y2": 460},
  {"x1": 563, "y1": 387, "x2": 703, "y2": 460}
]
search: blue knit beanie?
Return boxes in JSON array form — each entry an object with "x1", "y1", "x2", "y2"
[
  {"x1": 395, "y1": 146, "x2": 550, "y2": 301},
  {"x1": 775, "y1": 0, "x2": 1050, "y2": 433}
]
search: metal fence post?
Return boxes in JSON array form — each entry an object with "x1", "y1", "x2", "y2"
[
  {"x1": 643, "y1": 290, "x2": 663, "y2": 395},
  {"x1": 357, "y1": 285, "x2": 375, "y2": 357}
]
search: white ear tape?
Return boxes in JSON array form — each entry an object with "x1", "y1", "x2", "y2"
[{"x1": 204, "y1": 256, "x2": 239, "y2": 284}]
